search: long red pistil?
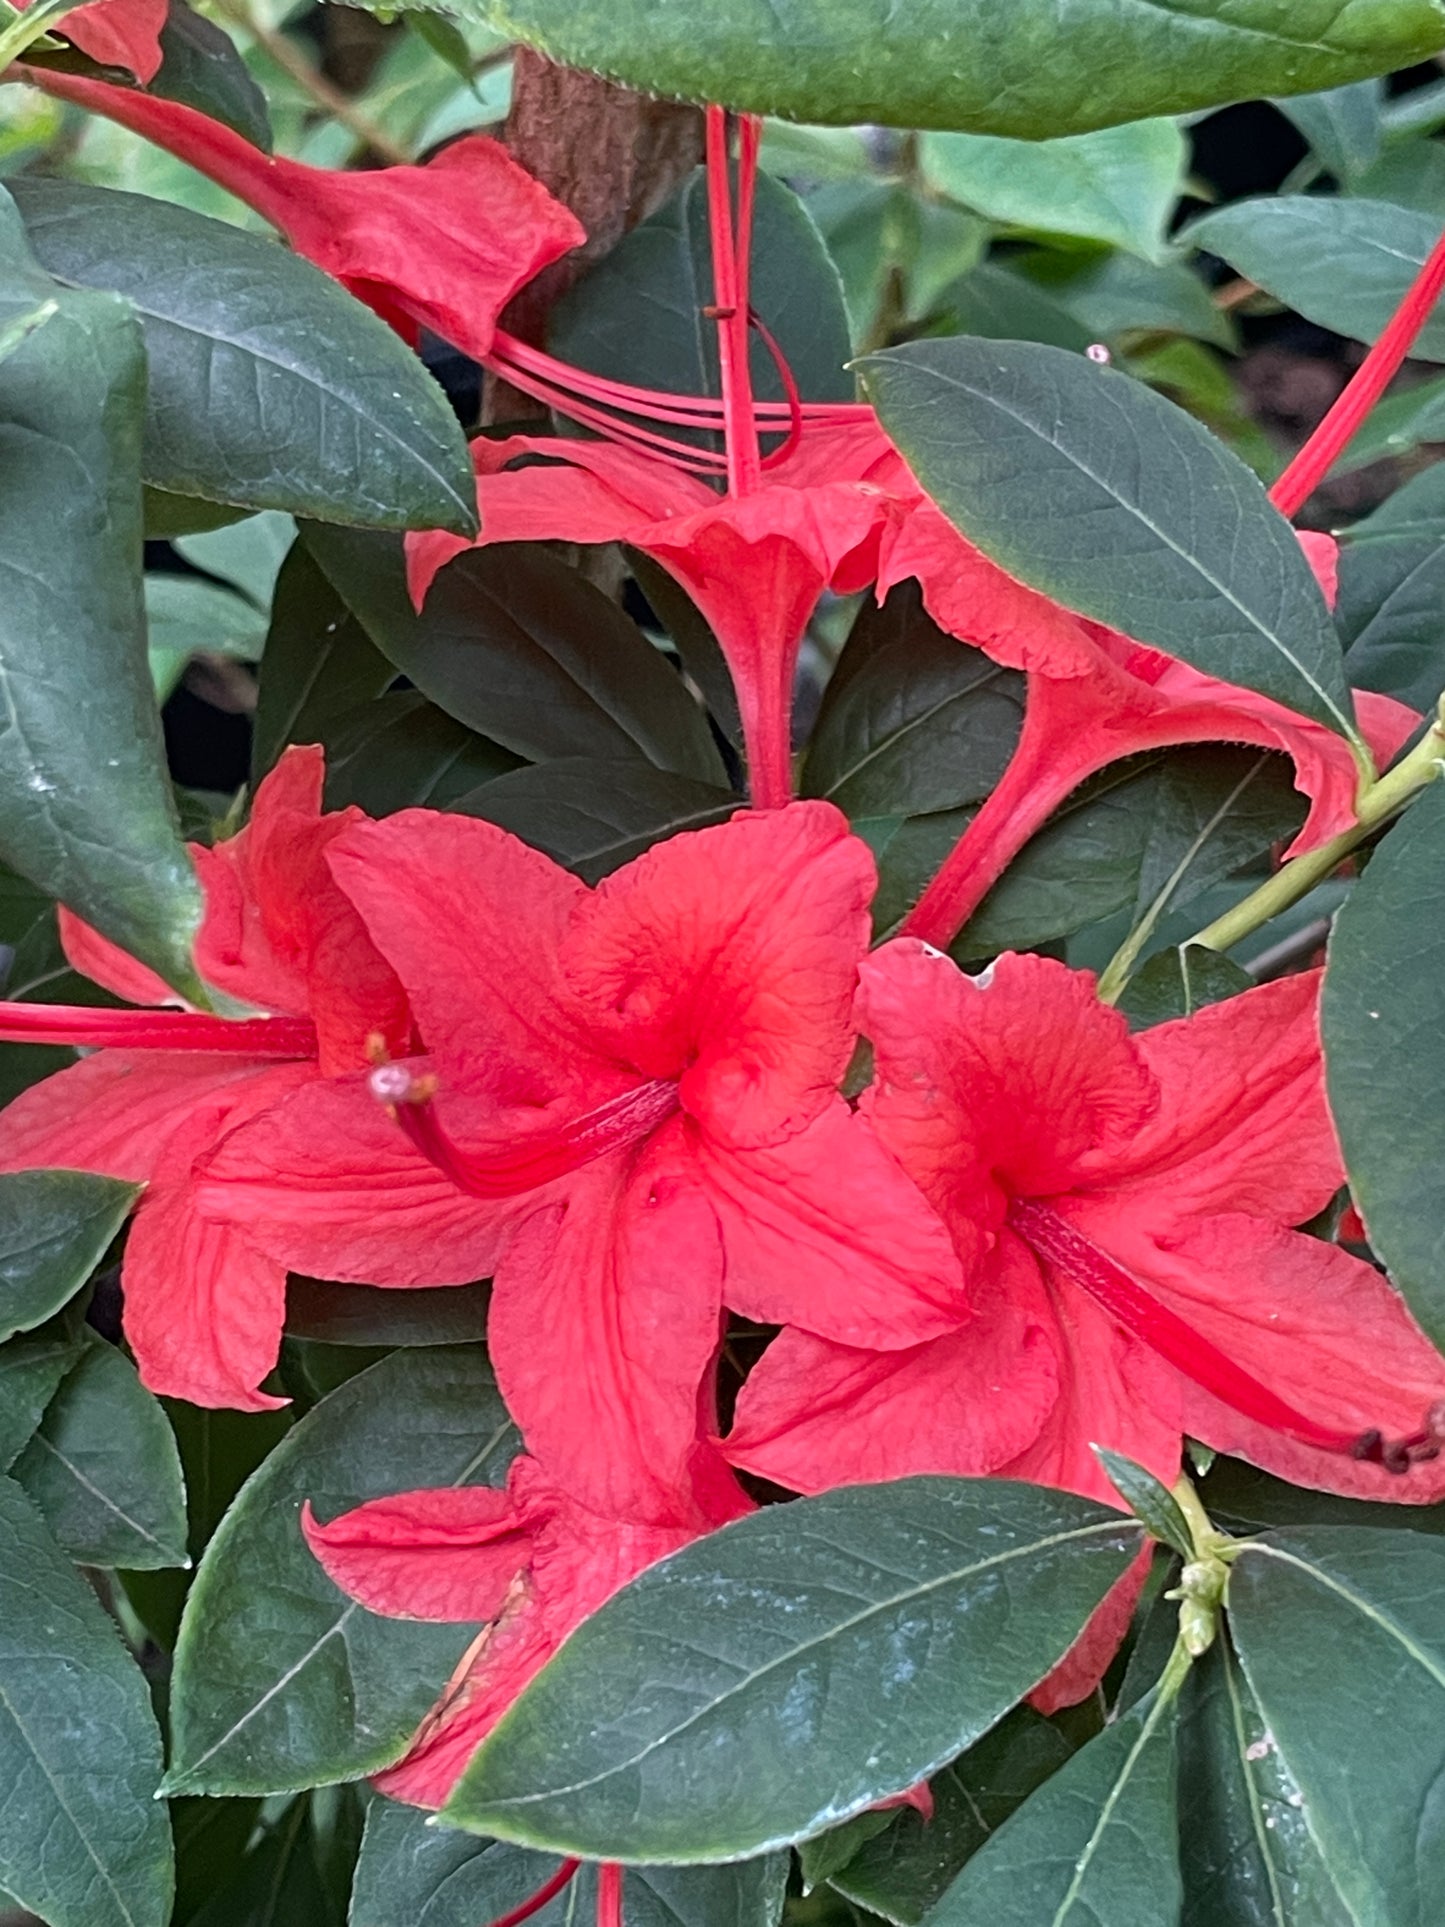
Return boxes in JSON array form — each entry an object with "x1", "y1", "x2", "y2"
[
  {"x1": 1271, "y1": 223, "x2": 1445, "y2": 520},
  {"x1": 596, "y1": 1863, "x2": 625, "y2": 1927},
  {"x1": 370, "y1": 1066, "x2": 678, "y2": 1200},
  {"x1": 0, "y1": 1001, "x2": 317, "y2": 1057},
  {"x1": 482, "y1": 1858, "x2": 582, "y2": 1927},
  {"x1": 1010, "y1": 1197, "x2": 1445, "y2": 1472},
  {"x1": 705, "y1": 105, "x2": 763, "y2": 498}
]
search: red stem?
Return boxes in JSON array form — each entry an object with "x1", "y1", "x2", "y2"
[
  {"x1": 1270, "y1": 224, "x2": 1445, "y2": 520},
  {"x1": 0, "y1": 1002, "x2": 316, "y2": 1057},
  {"x1": 483, "y1": 1859, "x2": 582, "y2": 1927},
  {"x1": 596, "y1": 1864, "x2": 625, "y2": 1927}
]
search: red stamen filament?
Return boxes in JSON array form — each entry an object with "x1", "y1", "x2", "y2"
[
  {"x1": 1010, "y1": 1197, "x2": 1445, "y2": 1472},
  {"x1": 0, "y1": 1001, "x2": 317, "y2": 1057},
  {"x1": 706, "y1": 106, "x2": 763, "y2": 497},
  {"x1": 482, "y1": 1858, "x2": 581, "y2": 1927},
  {"x1": 596, "y1": 1864, "x2": 625, "y2": 1927},
  {"x1": 370, "y1": 1066, "x2": 678, "y2": 1200},
  {"x1": 1271, "y1": 223, "x2": 1445, "y2": 520}
]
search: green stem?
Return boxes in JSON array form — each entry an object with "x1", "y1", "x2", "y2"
[
  {"x1": 1186, "y1": 698, "x2": 1445, "y2": 956},
  {"x1": 0, "y1": 0, "x2": 75, "y2": 76},
  {"x1": 1170, "y1": 1474, "x2": 1217, "y2": 1561},
  {"x1": 1153, "y1": 1632, "x2": 1196, "y2": 1710}
]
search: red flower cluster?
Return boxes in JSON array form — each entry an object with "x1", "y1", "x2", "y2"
[{"x1": 3, "y1": 78, "x2": 1444, "y2": 1889}]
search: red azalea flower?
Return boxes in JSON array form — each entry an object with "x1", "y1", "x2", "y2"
[
  {"x1": 15, "y1": 0, "x2": 165, "y2": 80},
  {"x1": 0, "y1": 747, "x2": 409, "y2": 1409},
  {"x1": 196, "y1": 803, "x2": 965, "y2": 1525},
  {"x1": 728, "y1": 945, "x2": 1445, "y2": 1508},
  {"x1": 15, "y1": 70, "x2": 585, "y2": 359},
  {"x1": 303, "y1": 1452, "x2": 753, "y2": 1808}
]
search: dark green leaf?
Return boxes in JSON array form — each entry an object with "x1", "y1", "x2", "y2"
[
  {"x1": 303, "y1": 525, "x2": 724, "y2": 776},
  {"x1": 862, "y1": 337, "x2": 1355, "y2": 738},
  {"x1": 150, "y1": 0, "x2": 274, "y2": 148},
  {"x1": 1275, "y1": 80, "x2": 1383, "y2": 182},
  {"x1": 354, "y1": 1801, "x2": 788, "y2": 1927},
  {"x1": 933, "y1": 261, "x2": 1096, "y2": 355},
  {"x1": 1201, "y1": 1454, "x2": 1445, "y2": 1536},
  {"x1": 285, "y1": 1277, "x2": 491, "y2": 1347},
  {"x1": 251, "y1": 544, "x2": 394, "y2": 781},
  {"x1": 440, "y1": 0, "x2": 1445, "y2": 139},
  {"x1": 144, "y1": 489, "x2": 251, "y2": 540},
  {"x1": 1327, "y1": 371, "x2": 1445, "y2": 479},
  {"x1": 146, "y1": 573, "x2": 269, "y2": 699},
  {"x1": 919, "y1": 121, "x2": 1186, "y2": 260},
  {"x1": 1018, "y1": 249, "x2": 1237, "y2": 352},
  {"x1": 1179, "y1": 1632, "x2": 1352, "y2": 1927},
  {"x1": 1094, "y1": 1449, "x2": 1195, "y2": 1559},
  {"x1": 809, "y1": 179, "x2": 987, "y2": 345},
  {"x1": 319, "y1": 692, "x2": 522, "y2": 816},
  {"x1": 10, "y1": 179, "x2": 477, "y2": 534},
  {"x1": 804, "y1": 589, "x2": 1024, "y2": 818},
  {"x1": 164, "y1": 1346, "x2": 519, "y2": 1796},
  {"x1": 1323, "y1": 783, "x2": 1445, "y2": 1345},
  {"x1": 1187, "y1": 197, "x2": 1445, "y2": 361},
  {"x1": 0, "y1": 1169, "x2": 136, "y2": 1342},
  {"x1": 12, "y1": 1329, "x2": 188, "y2": 1568},
  {"x1": 175, "y1": 510, "x2": 294, "y2": 609},
  {"x1": 190, "y1": 1797, "x2": 341, "y2": 1927},
  {"x1": 0, "y1": 186, "x2": 205, "y2": 994},
  {"x1": 446, "y1": 1477, "x2": 1143, "y2": 1860},
  {"x1": 0, "y1": 1305, "x2": 87, "y2": 1469},
  {"x1": 1335, "y1": 473, "x2": 1445, "y2": 713},
  {"x1": 824, "y1": 1708, "x2": 1074, "y2": 1926},
  {"x1": 454, "y1": 758, "x2": 738, "y2": 881},
  {"x1": 551, "y1": 166, "x2": 853, "y2": 456},
  {"x1": 924, "y1": 1689, "x2": 1182, "y2": 1926},
  {"x1": 1118, "y1": 946, "x2": 1256, "y2": 1028},
  {"x1": 0, "y1": 1474, "x2": 174, "y2": 1927},
  {"x1": 171, "y1": 1794, "x2": 263, "y2": 1926},
  {"x1": 1229, "y1": 1526, "x2": 1445, "y2": 1925}
]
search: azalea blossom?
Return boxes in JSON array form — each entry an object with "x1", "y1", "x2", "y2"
[
  {"x1": 0, "y1": 747, "x2": 409, "y2": 1408},
  {"x1": 196, "y1": 803, "x2": 964, "y2": 1525},
  {"x1": 13, "y1": 69, "x2": 585, "y2": 360},
  {"x1": 728, "y1": 946, "x2": 1445, "y2": 1507},
  {"x1": 16, "y1": 0, "x2": 165, "y2": 80}
]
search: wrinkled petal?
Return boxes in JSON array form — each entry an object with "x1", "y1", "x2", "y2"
[
  {"x1": 566, "y1": 803, "x2": 875, "y2": 1147},
  {"x1": 303, "y1": 1487, "x2": 530, "y2": 1621},
  {"x1": 699, "y1": 1099, "x2": 966, "y2": 1346},
  {"x1": 489, "y1": 1124, "x2": 733, "y2": 1529},
  {"x1": 726, "y1": 1241, "x2": 1057, "y2": 1491}
]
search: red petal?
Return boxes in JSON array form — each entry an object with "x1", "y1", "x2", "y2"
[
  {"x1": 58, "y1": 910, "x2": 182, "y2": 1008},
  {"x1": 489, "y1": 1126, "x2": 735, "y2": 1529},
  {"x1": 564, "y1": 802, "x2": 875, "y2": 1147},
  {"x1": 1029, "y1": 1549, "x2": 1153, "y2": 1715},
  {"x1": 51, "y1": 0, "x2": 166, "y2": 79},
  {"x1": 303, "y1": 1487, "x2": 530, "y2": 1621},
  {"x1": 699, "y1": 1099, "x2": 966, "y2": 1346}
]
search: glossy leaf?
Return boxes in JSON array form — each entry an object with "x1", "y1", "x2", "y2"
[
  {"x1": 0, "y1": 187, "x2": 204, "y2": 994},
  {"x1": 862, "y1": 337, "x2": 1355, "y2": 738},
  {"x1": 319, "y1": 692, "x2": 522, "y2": 817},
  {"x1": 824, "y1": 1708, "x2": 1074, "y2": 1926},
  {"x1": 1118, "y1": 945, "x2": 1256, "y2": 1029},
  {"x1": 146, "y1": 573, "x2": 269, "y2": 700},
  {"x1": 285, "y1": 1278, "x2": 491, "y2": 1348},
  {"x1": 0, "y1": 1169, "x2": 135, "y2": 1342},
  {"x1": 149, "y1": 0, "x2": 273, "y2": 147},
  {"x1": 920, "y1": 121, "x2": 1186, "y2": 261},
  {"x1": 10, "y1": 179, "x2": 477, "y2": 533},
  {"x1": 164, "y1": 1346, "x2": 519, "y2": 1796},
  {"x1": 1328, "y1": 371, "x2": 1445, "y2": 480},
  {"x1": 454, "y1": 758, "x2": 738, "y2": 882},
  {"x1": 1187, "y1": 197, "x2": 1445, "y2": 361},
  {"x1": 439, "y1": 1, "x2": 1445, "y2": 139},
  {"x1": 1094, "y1": 1449, "x2": 1195, "y2": 1559},
  {"x1": 251, "y1": 544, "x2": 394, "y2": 781},
  {"x1": 188, "y1": 1797, "x2": 341, "y2": 1927},
  {"x1": 925, "y1": 1689, "x2": 1182, "y2": 1927},
  {"x1": 12, "y1": 1330, "x2": 188, "y2": 1569},
  {"x1": 175, "y1": 510, "x2": 295, "y2": 609},
  {"x1": 1019, "y1": 249, "x2": 1237, "y2": 352},
  {"x1": 303, "y1": 526, "x2": 725, "y2": 777},
  {"x1": 1201, "y1": 1456, "x2": 1445, "y2": 1537},
  {"x1": 1275, "y1": 79, "x2": 1383, "y2": 182},
  {"x1": 354, "y1": 1801, "x2": 788, "y2": 1927},
  {"x1": 1323, "y1": 783, "x2": 1445, "y2": 1346},
  {"x1": 933, "y1": 262, "x2": 1096, "y2": 355},
  {"x1": 1336, "y1": 469, "x2": 1445, "y2": 713},
  {"x1": 447, "y1": 1477, "x2": 1143, "y2": 1860},
  {"x1": 1230, "y1": 1527, "x2": 1445, "y2": 1926},
  {"x1": 0, "y1": 1474, "x2": 174, "y2": 1927},
  {"x1": 0, "y1": 1305, "x2": 87, "y2": 1469},
  {"x1": 1177, "y1": 1633, "x2": 1353, "y2": 1927}
]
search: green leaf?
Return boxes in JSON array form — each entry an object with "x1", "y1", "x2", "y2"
[
  {"x1": 823, "y1": 1708, "x2": 1074, "y2": 1925},
  {"x1": 924, "y1": 1689, "x2": 1182, "y2": 1927},
  {"x1": 551, "y1": 166, "x2": 853, "y2": 446},
  {"x1": 1117, "y1": 945, "x2": 1256, "y2": 1029},
  {"x1": 189, "y1": 1797, "x2": 341, "y2": 1927},
  {"x1": 171, "y1": 1793, "x2": 263, "y2": 1926},
  {"x1": 9, "y1": 179, "x2": 477, "y2": 534},
  {"x1": 354, "y1": 1802, "x2": 788, "y2": 1927},
  {"x1": 1094, "y1": 1449, "x2": 1195, "y2": 1559},
  {"x1": 0, "y1": 1305, "x2": 87, "y2": 1469},
  {"x1": 251, "y1": 544, "x2": 394, "y2": 781},
  {"x1": 319, "y1": 692, "x2": 522, "y2": 816},
  {"x1": 803, "y1": 589, "x2": 1024, "y2": 819},
  {"x1": 0, "y1": 187, "x2": 204, "y2": 994},
  {"x1": 0, "y1": 1169, "x2": 136, "y2": 1342},
  {"x1": 1229, "y1": 1526, "x2": 1445, "y2": 1925},
  {"x1": 437, "y1": 0, "x2": 1445, "y2": 138},
  {"x1": 146, "y1": 573, "x2": 270, "y2": 700},
  {"x1": 933, "y1": 261, "x2": 1097, "y2": 355},
  {"x1": 12, "y1": 1330, "x2": 188, "y2": 1569},
  {"x1": 0, "y1": 293, "x2": 57, "y2": 362},
  {"x1": 0, "y1": 1474, "x2": 174, "y2": 1927},
  {"x1": 1186, "y1": 197, "x2": 1445, "y2": 361},
  {"x1": 164, "y1": 1346, "x2": 519, "y2": 1796},
  {"x1": 149, "y1": 0, "x2": 274, "y2": 148},
  {"x1": 1018, "y1": 249, "x2": 1237, "y2": 352},
  {"x1": 1276, "y1": 79, "x2": 1383, "y2": 182},
  {"x1": 454, "y1": 759, "x2": 738, "y2": 882},
  {"x1": 303, "y1": 525, "x2": 725, "y2": 777},
  {"x1": 1323, "y1": 783, "x2": 1445, "y2": 1347},
  {"x1": 1201, "y1": 1455, "x2": 1445, "y2": 1536},
  {"x1": 446, "y1": 1477, "x2": 1144, "y2": 1860},
  {"x1": 861, "y1": 336, "x2": 1356, "y2": 739},
  {"x1": 1326, "y1": 370, "x2": 1445, "y2": 480},
  {"x1": 1177, "y1": 1634, "x2": 1353, "y2": 1927},
  {"x1": 809, "y1": 180, "x2": 988, "y2": 345},
  {"x1": 1335, "y1": 472, "x2": 1445, "y2": 713},
  {"x1": 920, "y1": 121, "x2": 1186, "y2": 261},
  {"x1": 175, "y1": 510, "x2": 295, "y2": 609},
  {"x1": 285, "y1": 1277, "x2": 491, "y2": 1348}
]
